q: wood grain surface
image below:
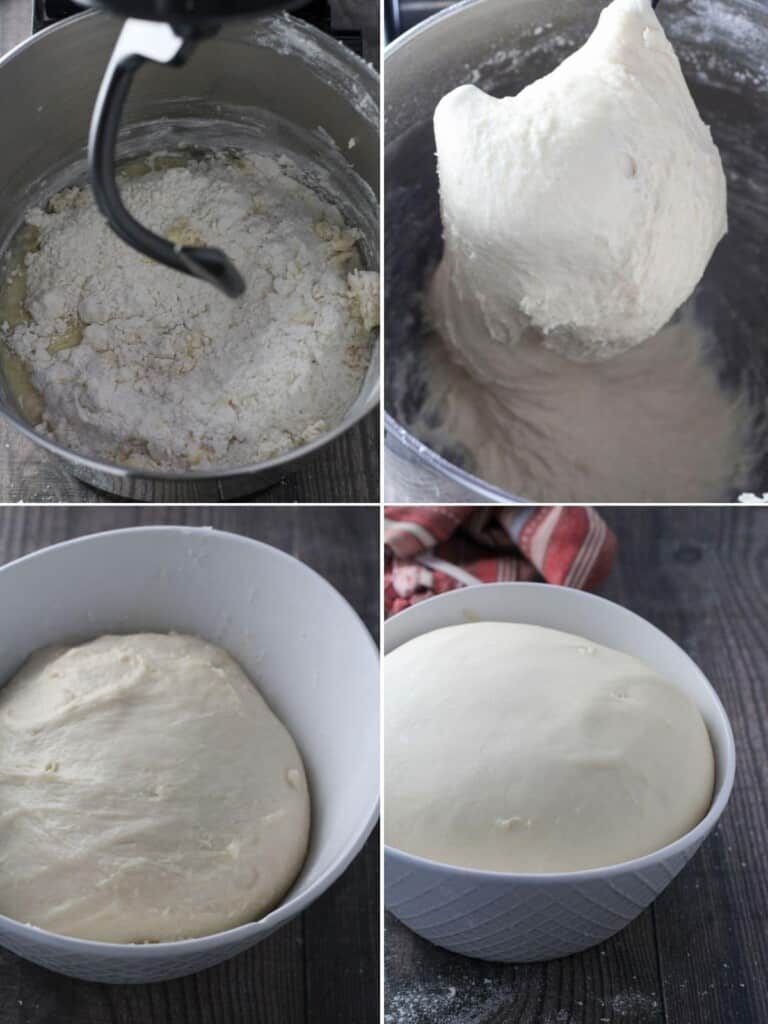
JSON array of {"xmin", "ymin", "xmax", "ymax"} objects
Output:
[
  {"xmin": 0, "ymin": 506, "xmax": 380, "ymax": 1024},
  {"xmin": 0, "ymin": 412, "xmax": 380, "ymax": 504},
  {"xmin": 385, "ymin": 507, "xmax": 768, "ymax": 1024}
]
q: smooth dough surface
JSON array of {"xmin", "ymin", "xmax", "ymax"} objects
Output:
[
  {"xmin": 384, "ymin": 622, "xmax": 714, "ymax": 872},
  {"xmin": 0, "ymin": 633, "xmax": 310, "ymax": 943},
  {"xmin": 432, "ymin": 0, "xmax": 727, "ymax": 360}
]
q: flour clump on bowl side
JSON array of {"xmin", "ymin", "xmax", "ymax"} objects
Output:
[
  {"xmin": 0, "ymin": 149, "xmax": 379, "ymax": 471},
  {"xmin": 0, "ymin": 632, "xmax": 310, "ymax": 943},
  {"xmin": 385, "ymin": 622, "xmax": 714, "ymax": 872}
]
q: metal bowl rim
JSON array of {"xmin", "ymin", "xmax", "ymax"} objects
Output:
[
  {"xmin": 384, "ymin": 0, "xmax": 531, "ymax": 502},
  {"xmin": 0, "ymin": 8, "xmax": 380, "ymax": 484}
]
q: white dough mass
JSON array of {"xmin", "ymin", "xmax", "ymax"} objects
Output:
[
  {"xmin": 0, "ymin": 633, "xmax": 310, "ymax": 942},
  {"xmin": 384, "ymin": 623, "xmax": 714, "ymax": 872},
  {"xmin": 433, "ymin": 0, "xmax": 727, "ymax": 359}
]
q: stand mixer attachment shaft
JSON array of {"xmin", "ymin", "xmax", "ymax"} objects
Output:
[{"xmin": 78, "ymin": 0, "xmax": 300, "ymax": 298}]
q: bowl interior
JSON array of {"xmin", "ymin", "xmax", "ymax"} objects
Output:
[
  {"xmin": 0, "ymin": 526, "xmax": 380, "ymax": 912},
  {"xmin": 384, "ymin": 583, "xmax": 734, "ymax": 823},
  {"xmin": 0, "ymin": 12, "xmax": 379, "ymax": 477},
  {"xmin": 385, "ymin": 0, "xmax": 768, "ymax": 499}
]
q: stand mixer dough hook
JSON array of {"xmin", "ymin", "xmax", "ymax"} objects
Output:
[{"xmin": 78, "ymin": 0, "xmax": 300, "ymax": 298}]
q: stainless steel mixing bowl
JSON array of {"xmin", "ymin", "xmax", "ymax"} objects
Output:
[
  {"xmin": 0, "ymin": 11, "xmax": 379, "ymax": 501},
  {"xmin": 384, "ymin": 0, "xmax": 768, "ymax": 502}
]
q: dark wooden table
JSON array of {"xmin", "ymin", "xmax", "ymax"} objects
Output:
[
  {"xmin": 385, "ymin": 507, "xmax": 768, "ymax": 1024},
  {"xmin": 0, "ymin": 412, "xmax": 379, "ymax": 503},
  {"xmin": 0, "ymin": 2, "xmax": 380, "ymax": 504},
  {"xmin": 0, "ymin": 506, "xmax": 380, "ymax": 1024}
]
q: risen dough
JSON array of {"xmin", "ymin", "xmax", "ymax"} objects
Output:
[
  {"xmin": 384, "ymin": 623, "xmax": 714, "ymax": 872},
  {"xmin": 0, "ymin": 633, "xmax": 310, "ymax": 942},
  {"xmin": 433, "ymin": 0, "xmax": 727, "ymax": 359}
]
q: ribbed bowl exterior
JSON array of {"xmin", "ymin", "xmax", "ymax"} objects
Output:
[
  {"xmin": 386, "ymin": 844, "xmax": 700, "ymax": 962},
  {"xmin": 383, "ymin": 582, "xmax": 736, "ymax": 963}
]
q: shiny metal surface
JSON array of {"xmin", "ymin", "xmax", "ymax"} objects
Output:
[
  {"xmin": 0, "ymin": 10, "xmax": 379, "ymax": 500},
  {"xmin": 384, "ymin": 0, "xmax": 768, "ymax": 502}
]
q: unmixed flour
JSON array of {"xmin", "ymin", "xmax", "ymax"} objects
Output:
[{"xmin": 0, "ymin": 149, "xmax": 378, "ymax": 470}]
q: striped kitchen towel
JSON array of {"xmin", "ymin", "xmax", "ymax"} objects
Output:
[{"xmin": 384, "ymin": 506, "xmax": 617, "ymax": 617}]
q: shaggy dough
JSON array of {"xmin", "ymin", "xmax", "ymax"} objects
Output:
[
  {"xmin": 384, "ymin": 623, "xmax": 714, "ymax": 872},
  {"xmin": 0, "ymin": 633, "xmax": 310, "ymax": 942},
  {"xmin": 433, "ymin": 0, "xmax": 727, "ymax": 359},
  {"xmin": 0, "ymin": 149, "xmax": 378, "ymax": 470}
]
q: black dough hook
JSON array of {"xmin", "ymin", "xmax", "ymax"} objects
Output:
[{"xmin": 80, "ymin": 1, "xmax": 299, "ymax": 299}]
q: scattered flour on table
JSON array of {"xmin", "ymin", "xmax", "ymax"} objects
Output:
[
  {"xmin": 0, "ymin": 149, "xmax": 378, "ymax": 470},
  {"xmin": 385, "ymin": 973, "xmax": 519, "ymax": 1024},
  {"xmin": 385, "ymin": 975, "xmax": 660, "ymax": 1024},
  {"xmin": 609, "ymin": 991, "xmax": 660, "ymax": 1015}
]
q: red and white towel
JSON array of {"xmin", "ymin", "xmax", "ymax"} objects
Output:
[{"xmin": 384, "ymin": 506, "xmax": 617, "ymax": 617}]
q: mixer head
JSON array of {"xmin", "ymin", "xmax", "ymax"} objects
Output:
[
  {"xmin": 82, "ymin": 0, "xmax": 304, "ymax": 297},
  {"xmin": 76, "ymin": 1, "xmax": 298, "ymax": 26}
]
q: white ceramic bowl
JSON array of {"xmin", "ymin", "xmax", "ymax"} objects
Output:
[
  {"xmin": 0, "ymin": 526, "xmax": 379, "ymax": 983},
  {"xmin": 384, "ymin": 582, "xmax": 735, "ymax": 962}
]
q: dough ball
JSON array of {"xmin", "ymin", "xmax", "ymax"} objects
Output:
[
  {"xmin": 384, "ymin": 622, "xmax": 714, "ymax": 872},
  {"xmin": 433, "ymin": 0, "xmax": 727, "ymax": 359},
  {"xmin": 0, "ymin": 633, "xmax": 310, "ymax": 942}
]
